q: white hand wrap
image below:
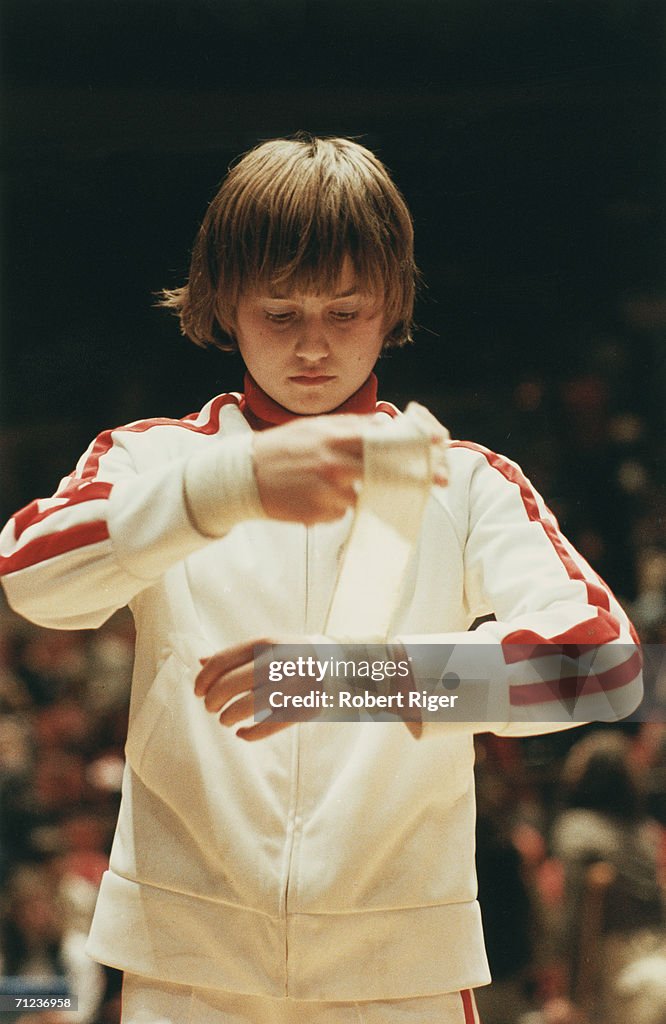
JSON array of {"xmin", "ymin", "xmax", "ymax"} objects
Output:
[
  {"xmin": 325, "ymin": 402, "xmax": 448, "ymax": 641},
  {"xmin": 184, "ymin": 433, "xmax": 266, "ymax": 538}
]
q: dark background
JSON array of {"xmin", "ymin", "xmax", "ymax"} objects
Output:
[{"xmin": 2, "ymin": 0, "xmax": 665, "ymax": 596}]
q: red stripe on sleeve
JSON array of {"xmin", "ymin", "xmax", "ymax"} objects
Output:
[
  {"xmin": 77, "ymin": 393, "xmax": 241, "ymax": 481},
  {"xmin": 13, "ymin": 482, "xmax": 113, "ymax": 541},
  {"xmin": 502, "ymin": 638, "xmax": 617, "ymax": 663},
  {"xmin": 0, "ymin": 521, "xmax": 110, "ymax": 574},
  {"xmin": 3, "ymin": 393, "xmax": 242, "ymax": 574},
  {"xmin": 509, "ymin": 647, "xmax": 642, "ymax": 707},
  {"xmin": 450, "ymin": 441, "xmax": 621, "ymax": 649}
]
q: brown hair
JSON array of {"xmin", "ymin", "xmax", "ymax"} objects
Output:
[{"xmin": 159, "ymin": 135, "xmax": 417, "ymax": 351}]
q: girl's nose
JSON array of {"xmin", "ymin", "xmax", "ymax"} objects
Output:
[{"xmin": 295, "ymin": 319, "xmax": 330, "ymax": 361}]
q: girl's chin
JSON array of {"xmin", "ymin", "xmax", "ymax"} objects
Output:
[{"xmin": 280, "ymin": 383, "xmax": 346, "ymax": 414}]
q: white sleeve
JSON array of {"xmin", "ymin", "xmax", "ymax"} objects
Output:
[
  {"xmin": 0, "ymin": 416, "xmax": 262, "ymax": 630},
  {"xmin": 397, "ymin": 442, "xmax": 642, "ymax": 736}
]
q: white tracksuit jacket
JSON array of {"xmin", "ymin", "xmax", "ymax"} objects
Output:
[{"xmin": 0, "ymin": 389, "xmax": 642, "ymax": 1001}]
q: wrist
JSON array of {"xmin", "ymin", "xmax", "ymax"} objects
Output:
[{"xmin": 184, "ymin": 433, "xmax": 266, "ymax": 538}]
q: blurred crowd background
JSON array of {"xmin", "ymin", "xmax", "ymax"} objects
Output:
[{"xmin": 1, "ymin": 1, "xmax": 665, "ymax": 1021}]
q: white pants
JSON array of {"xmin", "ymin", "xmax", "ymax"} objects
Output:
[{"xmin": 121, "ymin": 974, "xmax": 482, "ymax": 1024}]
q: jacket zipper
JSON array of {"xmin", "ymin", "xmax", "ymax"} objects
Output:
[
  {"xmin": 303, "ymin": 524, "xmax": 310, "ymax": 631},
  {"xmin": 281, "ymin": 523, "xmax": 309, "ymax": 992}
]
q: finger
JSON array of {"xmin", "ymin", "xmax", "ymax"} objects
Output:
[
  {"xmin": 431, "ymin": 443, "xmax": 449, "ymax": 486},
  {"xmin": 305, "ymin": 486, "xmax": 359, "ymax": 524},
  {"xmin": 218, "ymin": 681, "xmax": 275, "ymax": 726},
  {"xmin": 236, "ymin": 704, "xmax": 315, "ymax": 740},
  {"xmin": 218, "ymin": 691, "xmax": 255, "ymax": 726},
  {"xmin": 203, "ymin": 661, "xmax": 256, "ymax": 712},
  {"xmin": 325, "ymin": 482, "xmax": 360, "ymax": 509},
  {"xmin": 236, "ymin": 719, "xmax": 296, "ymax": 741},
  {"xmin": 195, "ymin": 643, "xmax": 252, "ymax": 697},
  {"xmin": 220, "ymin": 681, "xmax": 318, "ymax": 729},
  {"xmin": 335, "ymin": 483, "xmax": 360, "ymax": 506},
  {"xmin": 326, "ymin": 434, "xmax": 364, "ymax": 458},
  {"xmin": 194, "ymin": 638, "xmax": 270, "ymax": 696},
  {"xmin": 204, "ymin": 640, "xmax": 287, "ymax": 712}
]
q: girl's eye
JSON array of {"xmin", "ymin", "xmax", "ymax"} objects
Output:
[
  {"xmin": 264, "ymin": 311, "xmax": 295, "ymax": 323},
  {"xmin": 330, "ymin": 310, "xmax": 358, "ymax": 321}
]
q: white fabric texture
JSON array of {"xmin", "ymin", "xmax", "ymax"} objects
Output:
[{"xmin": 121, "ymin": 974, "xmax": 480, "ymax": 1024}]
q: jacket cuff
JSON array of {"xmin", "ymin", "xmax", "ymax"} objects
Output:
[
  {"xmin": 184, "ymin": 433, "xmax": 266, "ymax": 538},
  {"xmin": 396, "ymin": 633, "xmax": 510, "ymax": 731}
]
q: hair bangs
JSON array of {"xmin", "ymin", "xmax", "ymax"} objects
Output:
[
  {"xmin": 252, "ymin": 233, "xmax": 388, "ymax": 305},
  {"xmin": 237, "ymin": 154, "xmax": 387, "ymax": 299}
]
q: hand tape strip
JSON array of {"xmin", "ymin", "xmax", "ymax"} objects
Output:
[{"xmin": 324, "ymin": 403, "xmax": 439, "ymax": 641}]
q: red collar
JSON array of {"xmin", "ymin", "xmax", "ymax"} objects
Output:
[{"xmin": 240, "ymin": 372, "xmax": 379, "ymax": 430}]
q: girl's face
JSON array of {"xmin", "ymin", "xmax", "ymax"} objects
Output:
[{"xmin": 233, "ymin": 263, "xmax": 386, "ymax": 415}]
